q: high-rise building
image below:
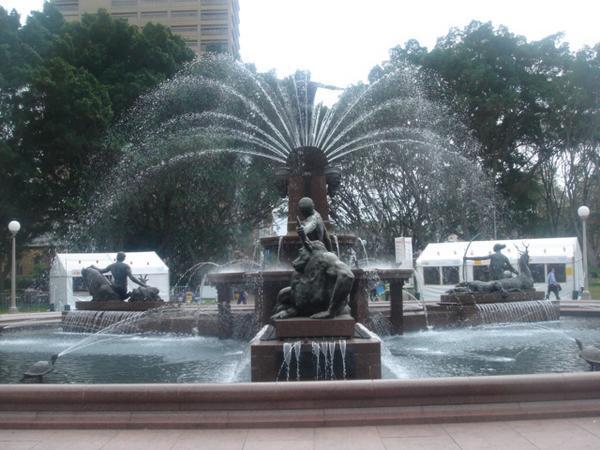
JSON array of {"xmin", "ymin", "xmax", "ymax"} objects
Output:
[{"xmin": 52, "ymin": 0, "xmax": 240, "ymax": 58}]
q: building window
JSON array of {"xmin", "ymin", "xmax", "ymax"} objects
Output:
[
  {"xmin": 201, "ymin": 0, "xmax": 227, "ymax": 4},
  {"xmin": 423, "ymin": 267, "xmax": 441, "ymax": 285},
  {"xmin": 172, "ymin": 9, "xmax": 198, "ymax": 17},
  {"xmin": 547, "ymin": 264, "xmax": 566, "ymax": 283},
  {"xmin": 172, "ymin": 25, "xmax": 198, "ymax": 32},
  {"xmin": 112, "ymin": 12, "xmax": 137, "ymax": 18},
  {"xmin": 529, "ymin": 264, "xmax": 545, "ymax": 283},
  {"xmin": 141, "ymin": 11, "xmax": 168, "ymax": 18},
  {"xmin": 200, "ymin": 11, "xmax": 227, "ymax": 21},
  {"xmin": 111, "ymin": 0, "xmax": 138, "ymax": 6},
  {"xmin": 55, "ymin": 2, "xmax": 79, "ymax": 12},
  {"xmin": 201, "ymin": 26, "xmax": 227, "ymax": 35},
  {"xmin": 141, "ymin": 0, "xmax": 167, "ymax": 3},
  {"xmin": 442, "ymin": 266, "xmax": 459, "ymax": 285},
  {"xmin": 184, "ymin": 39, "xmax": 199, "ymax": 46}
]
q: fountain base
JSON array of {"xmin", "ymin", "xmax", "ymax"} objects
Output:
[
  {"xmin": 274, "ymin": 314, "xmax": 356, "ymax": 338},
  {"xmin": 75, "ymin": 300, "xmax": 165, "ymax": 311},
  {"xmin": 440, "ymin": 290, "xmax": 546, "ymax": 305},
  {"xmin": 250, "ymin": 320, "xmax": 381, "ymax": 382}
]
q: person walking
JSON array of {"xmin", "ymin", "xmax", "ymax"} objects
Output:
[{"xmin": 546, "ymin": 268, "xmax": 561, "ymax": 300}]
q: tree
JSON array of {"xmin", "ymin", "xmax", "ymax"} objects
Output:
[
  {"xmin": 373, "ymin": 22, "xmax": 600, "ymax": 267},
  {"xmin": 331, "ymin": 143, "xmax": 499, "ymax": 257},
  {"xmin": 380, "ymin": 22, "xmax": 599, "ymax": 239},
  {"xmin": 0, "ymin": 4, "xmax": 194, "ymax": 287}
]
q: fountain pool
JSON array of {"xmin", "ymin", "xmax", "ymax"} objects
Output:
[
  {"xmin": 0, "ymin": 331, "xmax": 248, "ymax": 384},
  {"xmin": 1, "ymin": 315, "xmax": 597, "ymax": 384}
]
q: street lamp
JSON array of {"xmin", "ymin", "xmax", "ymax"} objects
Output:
[
  {"xmin": 8, "ymin": 220, "xmax": 21, "ymax": 313},
  {"xmin": 577, "ymin": 206, "xmax": 591, "ymax": 300}
]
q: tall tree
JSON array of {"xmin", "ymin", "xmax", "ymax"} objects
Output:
[
  {"xmin": 380, "ymin": 22, "xmax": 581, "ymax": 232},
  {"xmin": 0, "ymin": 4, "xmax": 194, "ymax": 286}
]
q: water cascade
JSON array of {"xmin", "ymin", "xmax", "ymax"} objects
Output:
[
  {"xmin": 277, "ymin": 339, "xmax": 350, "ymax": 381},
  {"xmin": 476, "ymin": 300, "xmax": 559, "ymax": 324}
]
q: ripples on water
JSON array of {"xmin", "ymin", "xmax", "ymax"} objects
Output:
[
  {"xmin": 0, "ymin": 331, "xmax": 248, "ymax": 384},
  {"xmin": 1, "ymin": 316, "xmax": 598, "ymax": 383},
  {"xmin": 382, "ymin": 316, "xmax": 599, "ymax": 378}
]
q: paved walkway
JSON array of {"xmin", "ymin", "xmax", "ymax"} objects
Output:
[{"xmin": 2, "ymin": 417, "xmax": 600, "ymax": 449}]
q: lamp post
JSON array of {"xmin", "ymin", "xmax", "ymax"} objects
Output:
[
  {"xmin": 577, "ymin": 206, "xmax": 591, "ymax": 300},
  {"xmin": 8, "ymin": 220, "xmax": 21, "ymax": 313}
]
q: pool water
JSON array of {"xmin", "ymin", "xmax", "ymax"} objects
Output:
[
  {"xmin": 0, "ymin": 330, "xmax": 248, "ymax": 384},
  {"xmin": 381, "ymin": 316, "xmax": 599, "ymax": 378},
  {"xmin": 1, "ymin": 316, "xmax": 598, "ymax": 383}
]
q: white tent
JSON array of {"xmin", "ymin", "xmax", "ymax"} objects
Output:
[
  {"xmin": 49, "ymin": 252, "xmax": 170, "ymax": 311},
  {"xmin": 415, "ymin": 237, "xmax": 584, "ymax": 301}
]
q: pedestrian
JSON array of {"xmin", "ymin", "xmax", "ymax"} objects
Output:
[
  {"xmin": 237, "ymin": 290, "xmax": 247, "ymax": 305},
  {"xmin": 546, "ymin": 268, "xmax": 561, "ymax": 300}
]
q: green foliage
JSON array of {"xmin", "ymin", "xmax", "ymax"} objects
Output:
[
  {"xmin": 379, "ymin": 22, "xmax": 599, "ymax": 246},
  {"xmin": 0, "ymin": 3, "xmax": 194, "ymax": 283},
  {"xmin": 87, "ymin": 153, "xmax": 279, "ymax": 274}
]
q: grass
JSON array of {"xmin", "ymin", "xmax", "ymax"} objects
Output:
[
  {"xmin": 590, "ymin": 275, "xmax": 600, "ymax": 300},
  {"xmin": 0, "ymin": 305, "xmax": 50, "ymax": 314}
]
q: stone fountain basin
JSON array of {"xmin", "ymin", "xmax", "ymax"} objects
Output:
[{"xmin": 1, "ymin": 373, "xmax": 600, "ymax": 428}]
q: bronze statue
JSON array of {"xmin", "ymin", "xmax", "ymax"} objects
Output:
[
  {"xmin": 90, "ymin": 252, "xmax": 147, "ymax": 300},
  {"xmin": 271, "ymin": 229, "xmax": 355, "ymax": 320},
  {"xmin": 464, "ymin": 243, "xmax": 517, "ymax": 281},
  {"xmin": 450, "ymin": 247, "xmax": 534, "ymax": 294},
  {"xmin": 297, "ymin": 197, "xmax": 333, "ymax": 252},
  {"xmin": 81, "ymin": 266, "xmax": 121, "ymax": 301},
  {"xmin": 129, "ymin": 285, "xmax": 162, "ymax": 302}
]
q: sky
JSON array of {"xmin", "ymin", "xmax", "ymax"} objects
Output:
[{"xmin": 2, "ymin": 0, "xmax": 599, "ymax": 87}]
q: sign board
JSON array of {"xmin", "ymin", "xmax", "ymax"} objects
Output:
[{"xmin": 394, "ymin": 237, "xmax": 413, "ymax": 269}]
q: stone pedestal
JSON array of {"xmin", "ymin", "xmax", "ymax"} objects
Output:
[
  {"xmin": 75, "ymin": 300, "xmax": 164, "ymax": 311},
  {"xmin": 250, "ymin": 321, "xmax": 381, "ymax": 382},
  {"xmin": 274, "ymin": 314, "xmax": 356, "ymax": 338},
  {"xmin": 208, "ymin": 268, "xmax": 413, "ymax": 333},
  {"xmin": 440, "ymin": 290, "xmax": 546, "ymax": 305}
]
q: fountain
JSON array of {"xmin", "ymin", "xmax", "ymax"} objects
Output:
[
  {"xmin": 65, "ymin": 55, "xmax": 552, "ymax": 368},
  {"xmin": 3, "ymin": 54, "xmax": 599, "ymax": 428}
]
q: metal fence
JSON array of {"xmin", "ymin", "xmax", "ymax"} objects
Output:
[{"xmin": 0, "ymin": 290, "xmax": 50, "ymax": 313}]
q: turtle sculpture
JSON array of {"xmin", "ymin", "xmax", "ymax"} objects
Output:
[
  {"xmin": 21, "ymin": 354, "xmax": 59, "ymax": 383},
  {"xmin": 574, "ymin": 339, "xmax": 600, "ymax": 371}
]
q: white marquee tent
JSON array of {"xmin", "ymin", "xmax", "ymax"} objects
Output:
[
  {"xmin": 415, "ymin": 237, "xmax": 584, "ymax": 301},
  {"xmin": 49, "ymin": 252, "xmax": 170, "ymax": 311}
]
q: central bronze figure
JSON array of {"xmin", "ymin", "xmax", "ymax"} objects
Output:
[{"xmin": 271, "ymin": 208, "xmax": 355, "ymax": 320}]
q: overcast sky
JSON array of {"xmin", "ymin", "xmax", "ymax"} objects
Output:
[{"xmin": 2, "ymin": 0, "xmax": 598, "ymax": 87}]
